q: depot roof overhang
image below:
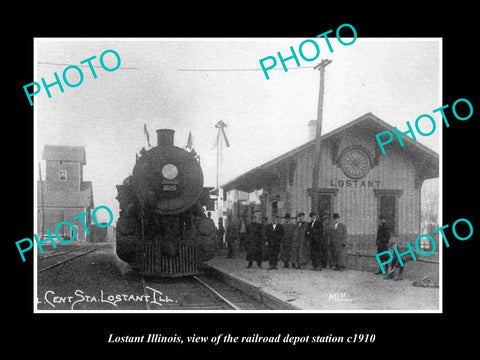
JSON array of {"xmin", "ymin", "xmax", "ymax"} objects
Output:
[{"xmin": 222, "ymin": 113, "xmax": 439, "ymax": 193}]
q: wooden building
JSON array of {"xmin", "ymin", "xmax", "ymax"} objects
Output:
[
  {"xmin": 37, "ymin": 145, "xmax": 94, "ymax": 243},
  {"xmin": 222, "ymin": 113, "xmax": 439, "ymax": 266}
]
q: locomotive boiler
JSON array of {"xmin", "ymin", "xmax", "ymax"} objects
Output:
[{"xmin": 115, "ymin": 129, "xmax": 217, "ymax": 277}]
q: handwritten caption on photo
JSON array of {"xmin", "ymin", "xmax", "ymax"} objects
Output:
[{"xmin": 38, "ymin": 286, "xmax": 175, "ymax": 310}]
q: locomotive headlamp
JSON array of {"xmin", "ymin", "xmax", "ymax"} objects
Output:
[{"xmin": 161, "ymin": 163, "xmax": 178, "ymax": 180}]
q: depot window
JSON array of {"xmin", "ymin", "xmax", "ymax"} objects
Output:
[
  {"xmin": 418, "ymin": 237, "xmax": 432, "ymax": 252},
  {"xmin": 374, "ymin": 189, "xmax": 403, "ymax": 235},
  {"xmin": 59, "ymin": 170, "xmax": 67, "ymax": 181},
  {"xmin": 271, "ymin": 200, "xmax": 278, "ymax": 217}
]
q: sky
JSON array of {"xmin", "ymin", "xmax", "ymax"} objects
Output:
[{"xmin": 34, "ymin": 38, "xmax": 441, "ymax": 224}]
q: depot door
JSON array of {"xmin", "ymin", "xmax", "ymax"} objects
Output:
[{"xmin": 317, "ymin": 193, "xmax": 333, "ymax": 218}]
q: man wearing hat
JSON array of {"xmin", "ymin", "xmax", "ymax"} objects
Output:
[
  {"xmin": 265, "ymin": 214, "xmax": 284, "ymax": 270},
  {"xmin": 291, "ymin": 212, "xmax": 309, "ymax": 268},
  {"xmin": 261, "ymin": 216, "xmax": 270, "ymax": 261},
  {"xmin": 306, "ymin": 211, "xmax": 324, "ymax": 271},
  {"xmin": 246, "ymin": 214, "xmax": 264, "ymax": 268},
  {"xmin": 323, "ymin": 214, "xmax": 337, "ymax": 269},
  {"xmin": 280, "ymin": 213, "xmax": 295, "ymax": 268},
  {"xmin": 225, "ymin": 215, "xmax": 238, "ymax": 259},
  {"xmin": 374, "ymin": 215, "xmax": 391, "ymax": 274},
  {"xmin": 332, "ymin": 213, "xmax": 348, "ymax": 271}
]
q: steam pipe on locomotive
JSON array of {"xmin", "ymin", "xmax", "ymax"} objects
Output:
[{"xmin": 115, "ymin": 129, "xmax": 217, "ymax": 277}]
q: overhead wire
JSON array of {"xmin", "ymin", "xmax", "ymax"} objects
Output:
[
  {"xmin": 37, "ymin": 62, "xmax": 317, "ymax": 72},
  {"xmin": 37, "ymin": 61, "xmax": 139, "ymax": 70},
  {"xmin": 177, "ymin": 66, "xmax": 316, "ymax": 72}
]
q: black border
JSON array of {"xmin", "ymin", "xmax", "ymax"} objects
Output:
[{"xmin": 7, "ymin": 7, "xmax": 479, "ymax": 355}]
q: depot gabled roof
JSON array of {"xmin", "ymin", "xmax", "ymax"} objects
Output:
[{"xmin": 222, "ymin": 112, "xmax": 439, "ymax": 193}]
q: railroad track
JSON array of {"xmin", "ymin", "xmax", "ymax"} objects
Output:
[
  {"xmin": 37, "ymin": 248, "xmax": 98, "ymax": 273},
  {"xmin": 141, "ymin": 272, "xmax": 270, "ymax": 311},
  {"xmin": 36, "ymin": 246, "xmax": 272, "ymax": 311},
  {"xmin": 37, "ymin": 250, "xmax": 73, "ymax": 260}
]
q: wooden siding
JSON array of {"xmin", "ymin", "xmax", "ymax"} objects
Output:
[{"xmin": 265, "ymin": 130, "xmax": 424, "ymax": 244}]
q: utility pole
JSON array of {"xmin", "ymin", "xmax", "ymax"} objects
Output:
[
  {"xmin": 216, "ymin": 130, "xmax": 220, "ymax": 204},
  {"xmin": 311, "ymin": 59, "xmax": 332, "ymax": 214}
]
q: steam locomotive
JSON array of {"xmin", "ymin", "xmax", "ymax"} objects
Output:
[{"xmin": 115, "ymin": 129, "xmax": 217, "ymax": 277}]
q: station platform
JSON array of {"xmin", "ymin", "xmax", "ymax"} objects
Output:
[{"xmin": 205, "ymin": 250, "xmax": 440, "ymax": 311}]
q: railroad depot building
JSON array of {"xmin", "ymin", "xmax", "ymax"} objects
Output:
[
  {"xmin": 37, "ymin": 145, "xmax": 94, "ymax": 243},
  {"xmin": 222, "ymin": 113, "xmax": 439, "ymax": 270}
]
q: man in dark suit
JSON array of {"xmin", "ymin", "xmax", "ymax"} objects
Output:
[
  {"xmin": 291, "ymin": 212, "xmax": 309, "ymax": 269},
  {"xmin": 374, "ymin": 215, "xmax": 391, "ymax": 274},
  {"xmin": 306, "ymin": 212, "xmax": 324, "ymax": 271},
  {"xmin": 225, "ymin": 216, "xmax": 238, "ymax": 259},
  {"xmin": 246, "ymin": 215, "xmax": 263, "ymax": 268},
  {"xmin": 265, "ymin": 215, "xmax": 284, "ymax": 270},
  {"xmin": 332, "ymin": 213, "xmax": 348, "ymax": 271},
  {"xmin": 323, "ymin": 215, "xmax": 337, "ymax": 269},
  {"xmin": 280, "ymin": 213, "xmax": 295, "ymax": 268}
]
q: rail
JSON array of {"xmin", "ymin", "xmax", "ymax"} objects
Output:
[
  {"xmin": 192, "ymin": 275, "xmax": 241, "ymax": 310},
  {"xmin": 38, "ymin": 249, "xmax": 98, "ymax": 273}
]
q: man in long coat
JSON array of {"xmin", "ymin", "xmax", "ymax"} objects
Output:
[
  {"xmin": 323, "ymin": 215, "xmax": 337, "ymax": 269},
  {"xmin": 291, "ymin": 212, "xmax": 309, "ymax": 269},
  {"xmin": 280, "ymin": 213, "xmax": 295, "ymax": 268},
  {"xmin": 238, "ymin": 218, "xmax": 247, "ymax": 252},
  {"xmin": 374, "ymin": 215, "xmax": 391, "ymax": 274},
  {"xmin": 306, "ymin": 212, "xmax": 324, "ymax": 271},
  {"xmin": 265, "ymin": 214, "xmax": 284, "ymax": 270},
  {"xmin": 332, "ymin": 213, "xmax": 348, "ymax": 271},
  {"xmin": 261, "ymin": 216, "xmax": 269, "ymax": 261},
  {"xmin": 225, "ymin": 216, "xmax": 238, "ymax": 259},
  {"xmin": 246, "ymin": 215, "xmax": 264, "ymax": 268}
]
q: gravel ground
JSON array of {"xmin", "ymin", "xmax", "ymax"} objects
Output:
[{"xmin": 207, "ymin": 254, "xmax": 440, "ymax": 311}]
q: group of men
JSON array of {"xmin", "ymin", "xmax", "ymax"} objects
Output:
[
  {"xmin": 226, "ymin": 212, "xmax": 348, "ymax": 271},
  {"xmin": 224, "ymin": 212, "xmax": 406, "ymax": 280}
]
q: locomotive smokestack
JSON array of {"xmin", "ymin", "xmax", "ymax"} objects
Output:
[{"xmin": 156, "ymin": 129, "xmax": 175, "ymax": 147}]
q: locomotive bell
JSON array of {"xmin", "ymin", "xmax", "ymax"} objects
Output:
[{"xmin": 156, "ymin": 129, "xmax": 175, "ymax": 147}]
